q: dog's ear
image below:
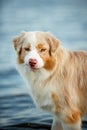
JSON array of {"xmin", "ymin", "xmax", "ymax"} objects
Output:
[
  {"xmin": 13, "ymin": 36, "xmax": 19, "ymax": 50},
  {"xmin": 13, "ymin": 31, "xmax": 26, "ymax": 53},
  {"xmin": 45, "ymin": 32, "xmax": 60, "ymax": 54}
]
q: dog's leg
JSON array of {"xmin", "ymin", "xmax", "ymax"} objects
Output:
[
  {"xmin": 62, "ymin": 119, "xmax": 81, "ymax": 130},
  {"xmin": 51, "ymin": 117, "xmax": 63, "ymax": 130}
]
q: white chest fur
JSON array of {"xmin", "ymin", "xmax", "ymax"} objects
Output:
[{"xmin": 17, "ymin": 64, "xmax": 56, "ymax": 114}]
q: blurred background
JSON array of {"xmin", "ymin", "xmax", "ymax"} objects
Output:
[{"xmin": 0, "ymin": 0, "xmax": 87, "ymax": 129}]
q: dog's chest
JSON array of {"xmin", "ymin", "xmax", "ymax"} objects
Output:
[
  {"xmin": 18, "ymin": 65, "xmax": 57, "ymax": 114},
  {"xmin": 32, "ymin": 81, "xmax": 56, "ymax": 114}
]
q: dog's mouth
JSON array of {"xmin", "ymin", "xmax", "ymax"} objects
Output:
[
  {"xmin": 29, "ymin": 65, "xmax": 39, "ymax": 71},
  {"xmin": 25, "ymin": 64, "xmax": 39, "ymax": 71}
]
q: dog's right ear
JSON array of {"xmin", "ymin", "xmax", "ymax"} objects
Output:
[
  {"xmin": 13, "ymin": 36, "xmax": 19, "ymax": 50},
  {"xmin": 12, "ymin": 31, "xmax": 26, "ymax": 51}
]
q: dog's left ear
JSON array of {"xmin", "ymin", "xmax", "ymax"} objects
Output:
[{"xmin": 45, "ymin": 32, "xmax": 60, "ymax": 54}]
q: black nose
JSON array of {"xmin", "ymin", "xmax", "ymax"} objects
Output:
[{"xmin": 29, "ymin": 58, "xmax": 37, "ymax": 67}]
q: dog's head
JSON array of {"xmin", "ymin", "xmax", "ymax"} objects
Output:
[{"xmin": 13, "ymin": 31, "xmax": 60, "ymax": 71}]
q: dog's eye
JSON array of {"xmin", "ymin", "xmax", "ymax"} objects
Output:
[
  {"xmin": 24, "ymin": 47, "xmax": 30, "ymax": 51},
  {"xmin": 40, "ymin": 48, "xmax": 46, "ymax": 52}
]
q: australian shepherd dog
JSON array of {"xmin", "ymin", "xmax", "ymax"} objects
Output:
[{"xmin": 13, "ymin": 31, "xmax": 87, "ymax": 130}]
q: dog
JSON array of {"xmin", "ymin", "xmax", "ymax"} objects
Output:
[{"xmin": 13, "ymin": 31, "xmax": 87, "ymax": 130}]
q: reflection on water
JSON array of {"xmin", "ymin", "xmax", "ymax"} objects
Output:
[{"xmin": 0, "ymin": 0, "xmax": 87, "ymax": 129}]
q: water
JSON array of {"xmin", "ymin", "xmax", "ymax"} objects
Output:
[{"xmin": 0, "ymin": 0, "xmax": 87, "ymax": 129}]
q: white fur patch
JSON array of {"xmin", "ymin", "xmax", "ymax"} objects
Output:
[
  {"xmin": 24, "ymin": 49, "xmax": 44, "ymax": 69},
  {"xmin": 27, "ymin": 32, "xmax": 37, "ymax": 49}
]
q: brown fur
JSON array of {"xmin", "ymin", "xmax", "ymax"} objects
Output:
[
  {"xmin": 51, "ymin": 92, "xmax": 60, "ymax": 113},
  {"xmin": 64, "ymin": 110, "xmax": 81, "ymax": 124},
  {"xmin": 55, "ymin": 50, "xmax": 87, "ymax": 123}
]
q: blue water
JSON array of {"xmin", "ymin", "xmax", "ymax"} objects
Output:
[{"xmin": 0, "ymin": 0, "xmax": 87, "ymax": 129}]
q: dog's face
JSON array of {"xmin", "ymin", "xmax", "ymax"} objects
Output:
[{"xmin": 13, "ymin": 31, "xmax": 60, "ymax": 71}]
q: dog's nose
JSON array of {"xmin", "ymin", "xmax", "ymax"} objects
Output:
[{"xmin": 29, "ymin": 58, "xmax": 37, "ymax": 67}]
